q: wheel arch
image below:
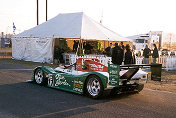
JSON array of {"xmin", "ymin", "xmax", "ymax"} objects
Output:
[
  {"xmin": 32, "ymin": 66, "xmax": 52, "ymax": 82},
  {"xmin": 33, "ymin": 67, "xmax": 48, "ymax": 85}
]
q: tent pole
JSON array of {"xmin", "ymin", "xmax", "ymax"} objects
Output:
[{"xmin": 52, "ymin": 38, "xmax": 55, "ymax": 64}]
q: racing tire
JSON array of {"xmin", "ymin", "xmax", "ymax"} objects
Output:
[
  {"xmin": 109, "ymin": 88, "xmax": 118, "ymax": 96},
  {"xmin": 85, "ymin": 75, "xmax": 104, "ymax": 99},
  {"xmin": 136, "ymin": 84, "xmax": 144, "ymax": 93},
  {"xmin": 34, "ymin": 68, "xmax": 47, "ymax": 85}
]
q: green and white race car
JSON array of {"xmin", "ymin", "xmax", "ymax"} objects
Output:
[{"xmin": 32, "ymin": 58, "xmax": 148, "ymax": 99}]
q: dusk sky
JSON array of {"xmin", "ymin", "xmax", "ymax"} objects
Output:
[{"xmin": 0, "ymin": 0, "xmax": 176, "ymax": 36}]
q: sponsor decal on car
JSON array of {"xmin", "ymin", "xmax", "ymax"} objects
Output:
[
  {"xmin": 55, "ymin": 74, "xmax": 70, "ymax": 86},
  {"xmin": 48, "ymin": 74, "xmax": 70, "ymax": 87},
  {"xmin": 73, "ymin": 79, "xmax": 83, "ymax": 92}
]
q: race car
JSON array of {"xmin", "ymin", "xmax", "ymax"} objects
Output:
[{"xmin": 32, "ymin": 58, "xmax": 148, "ymax": 99}]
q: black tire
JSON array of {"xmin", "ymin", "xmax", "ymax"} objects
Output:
[
  {"xmin": 109, "ymin": 88, "xmax": 118, "ymax": 96},
  {"xmin": 136, "ymin": 84, "xmax": 144, "ymax": 93},
  {"xmin": 34, "ymin": 68, "xmax": 46, "ymax": 85},
  {"xmin": 85, "ymin": 75, "xmax": 104, "ymax": 99}
]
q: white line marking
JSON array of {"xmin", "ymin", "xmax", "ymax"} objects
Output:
[{"xmin": 32, "ymin": 105, "xmax": 93, "ymax": 118}]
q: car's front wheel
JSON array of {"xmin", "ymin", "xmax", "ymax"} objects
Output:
[
  {"xmin": 34, "ymin": 68, "xmax": 46, "ymax": 85},
  {"xmin": 85, "ymin": 75, "xmax": 103, "ymax": 99}
]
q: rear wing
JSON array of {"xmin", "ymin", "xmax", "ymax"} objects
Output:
[
  {"xmin": 108, "ymin": 63, "xmax": 162, "ymax": 87},
  {"xmin": 120, "ymin": 67, "xmax": 139, "ymax": 80},
  {"xmin": 120, "ymin": 64, "xmax": 162, "ymax": 81}
]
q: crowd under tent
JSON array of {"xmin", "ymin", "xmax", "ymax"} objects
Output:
[{"xmin": 12, "ymin": 12, "xmax": 132, "ymax": 63}]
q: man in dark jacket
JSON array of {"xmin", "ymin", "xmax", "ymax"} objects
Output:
[
  {"xmin": 105, "ymin": 43, "xmax": 113, "ymax": 56},
  {"xmin": 143, "ymin": 45, "xmax": 151, "ymax": 64},
  {"xmin": 124, "ymin": 44, "xmax": 133, "ymax": 64},
  {"xmin": 152, "ymin": 44, "xmax": 159, "ymax": 63},
  {"xmin": 112, "ymin": 43, "xmax": 124, "ymax": 65}
]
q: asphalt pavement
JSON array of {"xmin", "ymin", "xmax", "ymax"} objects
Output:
[{"xmin": 0, "ymin": 59, "xmax": 176, "ymax": 118}]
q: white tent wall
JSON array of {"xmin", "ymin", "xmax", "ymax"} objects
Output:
[
  {"xmin": 12, "ymin": 38, "xmax": 24, "ymax": 60},
  {"xmin": 12, "ymin": 37, "xmax": 53, "ymax": 63}
]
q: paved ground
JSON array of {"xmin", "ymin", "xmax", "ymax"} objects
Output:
[{"xmin": 0, "ymin": 59, "xmax": 176, "ymax": 118}]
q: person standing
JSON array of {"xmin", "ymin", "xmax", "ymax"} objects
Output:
[
  {"xmin": 112, "ymin": 43, "xmax": 124, "ymax": 65},
  {"xmin": 152, "ymin": 44, "xmax": 159, "ymax": 63},
  {"xmin": 119, "ymin": 42, "xmax": 125, "ymax": 63},
  {"xmin": 132, "ymin": 49, "xmax": 136, "ymax": 64},
  {"xmin": 120, "ymin": 42, "xmax": 125, "ymax": 50},
  {"xmin": 143, "ymin": 45, "xmax": 151, "ymax": 64},
  {"xmin": 105, "ymin": 43, "xmax": 113, "ymax": 56},
  {"xmin": 73, "ymin": 40, "xmax": 78, "ymax": 52},
  {"xmin": 124, "ymin": 44, "xmax": 133, "ymax": 64}
]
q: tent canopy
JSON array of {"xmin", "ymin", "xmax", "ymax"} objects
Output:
[{"xmin": 15, "ymin": 12, "xmax": 131, "ymax": 41}]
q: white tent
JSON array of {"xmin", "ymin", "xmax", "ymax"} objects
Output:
[{"xmin": 12, "ymin": 12, "xmax": 132, "ymax": 63}]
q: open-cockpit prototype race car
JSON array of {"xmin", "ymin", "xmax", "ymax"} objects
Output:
[{"xmin": 32, "ymin": 58, "xmax": 160, "ymax": 99}]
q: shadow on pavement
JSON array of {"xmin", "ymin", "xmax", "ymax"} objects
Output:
[{"xmin": 0, "ymin": 82, "xmax": 134, "ymax": 118}]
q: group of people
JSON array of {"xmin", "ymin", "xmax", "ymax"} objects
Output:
[
  {"xmin": 105, "ymin": 42, "xmax": 135, "ymax": 65},
  {"xmin": 73, "ymin": 40, "xmax": 93, "ymax": 54},
  {"xmin": 143, "ymin": 44, "xmax": 159, "ymax": 64},
  {"xmin": 105, "ymin": 42, "xmax": 159, "ymax": 65}
]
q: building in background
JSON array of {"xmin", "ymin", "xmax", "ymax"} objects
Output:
[
  {"xmin": 162, "ymin": 33, "xmax": 176, "ymax": 51},
  {"xmin": 0, "ymin": 32, "xmax": 12, "ymax": 48},
  {"xmin": 127, "ymin": 33, "xmax": 150, "ymax": 50},
  {"xmin": 128, "ymin": 31, "xmax": 176, "ymax": 51}
]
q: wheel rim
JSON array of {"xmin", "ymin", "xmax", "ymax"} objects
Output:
[
  {"xmin": 87, "ymin": 78, "xmax": 101, "ymax": 96},
  {"xmin": 35, "ymin": 69, "xmax": 43, "ymax": 84}
]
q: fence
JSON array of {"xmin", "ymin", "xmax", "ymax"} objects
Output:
[
  {"xmin": 63, "ymin": 53, "xmax": 111, "ymax": 66},
  {"xmin": 63, "ymin": 53, "xmax": 176, "ymax": 70}
]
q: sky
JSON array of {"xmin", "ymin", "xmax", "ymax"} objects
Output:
[{"xmin": 0, "ymin": 0, "xmax": 176, "ymax": 37}]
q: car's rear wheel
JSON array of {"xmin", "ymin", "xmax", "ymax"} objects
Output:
[
  {"xmin": 34, "ymin": 68, "xmax": 46, "ymax": 85},
  {"xmin": 85, "ymin": 75, "xmax": 103, "ymax": 99}
]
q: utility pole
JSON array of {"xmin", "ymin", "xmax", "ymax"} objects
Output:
[
  {"xmin": 37, "ymin": 0, "xmax": 39, "ymax": 25},
  {"xmin": 100, "ymin": 10, "xmax": 103, "ymax": 24},
  {"xmin": 46, "ymin": 0, "xmax": 48, "ymax": 21}
]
